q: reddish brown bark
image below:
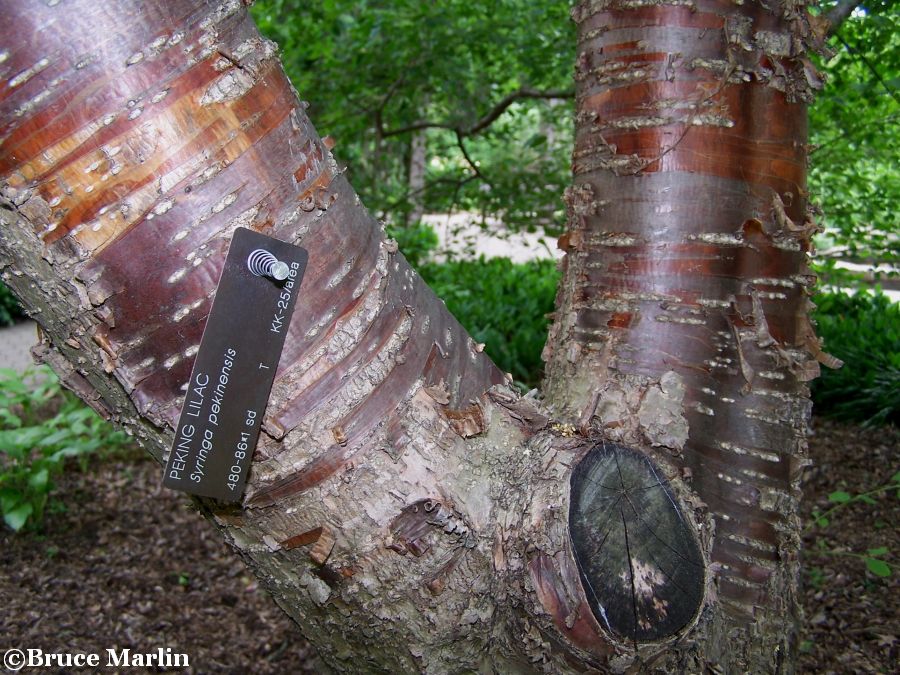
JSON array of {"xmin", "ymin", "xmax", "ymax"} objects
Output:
[
  {"xmin": 0, "ymin": 0, "xmax": 503, "ymax": 482},
  {"xmin": 543, "ymin": 0, "xmax": 831, "ymax": 665}
]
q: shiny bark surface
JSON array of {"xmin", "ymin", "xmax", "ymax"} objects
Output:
[
  {"xmin": 0, "ymin": 0, "xmax": 503, "ymax": 493},
  {"xmin": 543, "ymin": 0, "xmax": 830, "ymax": 668}
]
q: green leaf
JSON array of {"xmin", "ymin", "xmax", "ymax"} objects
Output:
[
  {"xmin": 38, "ymin": 428, "xmax": 74, "ymax": 448},
  {"xmin": 0, "ymin": 487, "xmax": 22, "ymax": 513},
  {"xmin": 0, "ymin": 367, "xmax": 21, "ymax": 380},
  {"xmin": 3, "ymin": 501, "xmax": 33, "ymax": 531},
  {"xmin": 0, "ymin": 409, "xmax": 22, "ymax": 428},
  {"xmin": 28, "ymin": 468, "xmax": 50, "ymax": 492},
  {"xmin": 867, "ymin": 546, "xmax": 889, "ymax": 557},
  {"xmin": 828, "ymin": 490, "xmax": 852, "ymax": 503},
  {"xmin": 817, "ymin": 516, "xmax": 830, "ymax": 527},
  {"xmin": 865, "ymin": 557, "xmax": 891, "ymax": 578}
]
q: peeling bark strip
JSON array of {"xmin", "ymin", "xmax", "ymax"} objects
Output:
[
  {"xmin": 545, "ymin": 0, "xmax": 831, "ymax": 669},
  {"xmin": 0, "ymin": 0, "xmax": 503, "ymax": 472}
]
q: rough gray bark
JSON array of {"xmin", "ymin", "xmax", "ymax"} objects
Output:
[{"xmin": 0, "ymin": 0, "xmax": 828, "ymax": 672}]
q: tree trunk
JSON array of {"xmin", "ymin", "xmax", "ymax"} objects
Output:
[
  {"xmin": 407, "ymin": 129, "xmax": 427, "ymax": 226},
  {"xmin": 0, "ymin": 0, "xmax": 827, "ymax": 672},
  {"xmin": 543, "ymin": 0, "xmax": 832, "ymax": 670}
]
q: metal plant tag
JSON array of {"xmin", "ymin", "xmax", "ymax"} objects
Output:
[{"xmin": 162, "ymin": 228, "xmax": 307, "ymax": 501}]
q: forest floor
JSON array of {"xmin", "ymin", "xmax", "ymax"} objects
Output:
[
  {"xmin": 797, "ymin": 418, "xmax": 898, "ymax": 673},
  {"xmin": 1, "ymin": 417, "xmax": 896, "ymax": 674}
]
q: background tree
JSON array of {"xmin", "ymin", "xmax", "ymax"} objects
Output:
[
  {"xmin": 252, "ymin": 0, "xmax": 575, "ymax": 232},
  {"xmin": 250, "ymin": 1, "xmax": 898, "ymax": 280},
  {"xmin": 808, "ymin": 1, "xmax": 898, "ymax": 277}
]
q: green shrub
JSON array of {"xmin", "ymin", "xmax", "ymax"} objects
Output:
[
  {"xmin": 386, "ymin": 221, "xmax": 440, "ymax": 269},
  {"xmin": 0, "ymin": 280, "xmax": 26, "ymax": 327},
  {"xmin": 420, "ymin": 257, "xmax": 559, "ymax": 388},
  {"xmin": 812, "ymin": 291, "xmax": 900, "ymax": 426},
  {"xmin": 0, "ymin": 366, "xmax": 130, "ymax": 532}
]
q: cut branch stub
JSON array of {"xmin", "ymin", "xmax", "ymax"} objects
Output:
[{"xmin": 569, "ymin": 442, "xmax": 704, "ymax": 643}]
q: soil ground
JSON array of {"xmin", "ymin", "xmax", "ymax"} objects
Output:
[
  {"xmin": 798, "ymin": 418, "xmax": 898, "ymax": 673},
  {"xmin": 1, "ymin": 418, "xmax": 896, "ymax": 674}
]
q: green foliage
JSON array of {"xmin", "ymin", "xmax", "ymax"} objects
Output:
[
  {"xmin": 420, "ymin": 106, "xmax": 571, "ymax": 234},
  {"xmin": 807, "ymin": 471, "xmax": 900, "ymax": 579},
  {"xmin": 866, "ymin": 552, "xmax": 891, "ymax": 578},
  {"xmin": 812, "ymin": 290, "xmax": 900, "ymax": 426},
  {"xmin": 251, "ymin": 0, "xmax": 573, "ymax": 232},
  {"xmin": 810, "ymin": 2, "xmax": 899, "ymax": 272},
  {"xmin": 0, "ymin": 280, "xmax": 26, "ymax": 327},
  {"xmin": 0, "ymin": 366, "xmax": 130, "ymax": 532},
  {"xmin": 419, "ymin": 257, "xmax": 559, "ymax": 388},
  {"xmin": 386, "ymin": 221, "xmax": 439, "ymax": 268}
]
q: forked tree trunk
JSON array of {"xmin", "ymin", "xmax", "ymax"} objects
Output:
[{"xmin": 0, "ymin": 0, "xmax": 829, "ymax": 672}]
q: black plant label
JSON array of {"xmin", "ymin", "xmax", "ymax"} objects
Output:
[{"xmin": 162, "ymin": 228, "xmax": 307, "ymax": 502}]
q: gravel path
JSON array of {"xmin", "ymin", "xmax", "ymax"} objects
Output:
[{"xmin": 0, "ymin": 321, "xmax": 38, "ymax": 373}]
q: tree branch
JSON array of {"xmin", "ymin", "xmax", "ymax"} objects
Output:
[
  {"xmin": 380, "ymin": 174, "xmax": 478, "ymax": 218},
  {"xmin": 463, "ymin": 87, "xmax": 573, "ymax": 137},
  {"xmin": 824, "ymin": 0, "xmax": 864, "ymax": 36},
  {"xmin": 380, "ymin": 87, "xmax": 573, "ymax": 139},
  {"xmin": 811, "ymin": 112, "xmax": 900, "ymax": 156},
  {"xmin": 839, "ymin": 35, "xmax": 900, "ymax": 106},
  {"xmin": 455, "ymin": 131, "xmax": 491, "ymax": 187}
]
